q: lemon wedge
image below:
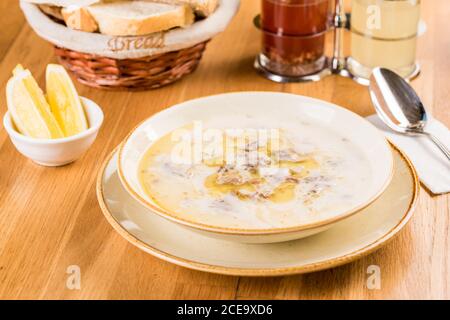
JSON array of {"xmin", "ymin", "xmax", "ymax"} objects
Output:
[
  {"xmin": 6, "ymin": 68, "xmax": 64, "ymax": 139},
  {"xmin": 13, "ymin": 64, "xmax": 25, "ymax": 76},
  {"xmin": 46, "ymin": 64, "xmax": 88, "ymax": 137}
]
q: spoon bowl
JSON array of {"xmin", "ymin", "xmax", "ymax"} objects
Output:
[{"xmin": 369, "ymin": 67, "xmax": 450, "ymax": 161}]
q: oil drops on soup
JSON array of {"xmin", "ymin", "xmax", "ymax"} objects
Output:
[{"xmin": 138, "ymin": 118, "xmax": 372, "ymax": 229}]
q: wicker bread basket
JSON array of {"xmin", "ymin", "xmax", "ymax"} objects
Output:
[{"xmin": 20, "ymin": 0, "xmax": 240, "ymax": 90}]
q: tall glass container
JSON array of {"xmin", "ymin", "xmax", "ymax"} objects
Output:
[
  {"xmin": 347, "ymin": 0, "xmax": 421, "ymax": 80},
  {"xmin": 257, "ymin": 0, "xmax": 331, "ymax": 78}
]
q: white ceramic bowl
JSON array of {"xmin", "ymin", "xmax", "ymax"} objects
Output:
[
  {"xmin": 118, "ymin": 92, "xmax": 394, "ymax": 243},
  {"xmin": 3, "ymin": 97, "xmax": 103, "ymax": 166}
]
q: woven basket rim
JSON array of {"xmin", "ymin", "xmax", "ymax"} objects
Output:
[{"xmin": 20, "ymin": 0, "xmax": 240, "ymax": 59}]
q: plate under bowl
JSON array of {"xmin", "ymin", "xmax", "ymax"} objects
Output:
[{"xmin": 98, "ymin": 143, "xmax": 418, "ymax": 276}]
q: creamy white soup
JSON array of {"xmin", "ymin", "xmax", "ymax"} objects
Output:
[{"xmin": 138, "ymin": 115, "xmax": 373, "ymax": 229}]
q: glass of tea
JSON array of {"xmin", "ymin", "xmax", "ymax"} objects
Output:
[
  {"xmin": 257, "ymin": 0, "xmax": 331, "ymax": 78},
  {"xmin": 348, "ymin": 0, "xmax": 421, "ymax": 80}
]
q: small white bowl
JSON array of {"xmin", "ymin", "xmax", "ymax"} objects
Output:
[{"xmin": 3, "ymin": 97, "xmax": 103, "ymax": 167}]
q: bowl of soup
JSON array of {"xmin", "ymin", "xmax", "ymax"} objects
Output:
[{"xmin": 118, "ymin": 92, "xmax": 393, "ymax": 243}]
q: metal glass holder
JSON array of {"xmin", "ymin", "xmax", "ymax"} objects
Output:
[
  {"xmin": 254, "ymin": 55, "xmax": 332, "ymax": 83},
  {"xmin": 344, "ymin": 58, "xmax": 421, "ymax": 86},
  {"xmin": 254, "ymin": 0, "xmax": 421, "ymax": 86}
]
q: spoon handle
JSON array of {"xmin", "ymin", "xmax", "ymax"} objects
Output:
[{"xmin": 423, "ymin": 132, "xmax": 450, "ymax": 161}]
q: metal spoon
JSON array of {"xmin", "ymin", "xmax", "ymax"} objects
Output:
[{"xmin": 369, "ymin": 67, "xmax": 450, "ymax": 161}]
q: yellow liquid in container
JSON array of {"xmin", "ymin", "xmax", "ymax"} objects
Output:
[{"xmin": 348, "ymin": 0, "xmax": 421, "ymax": 79}]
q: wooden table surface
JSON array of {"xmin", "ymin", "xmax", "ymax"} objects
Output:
[{"xmin": 0, "ymin": 0, "xmax": 449, "ymax": 300}]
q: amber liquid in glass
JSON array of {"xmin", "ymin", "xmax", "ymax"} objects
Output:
[
  {"xmin": 260, "ymin": 0, "xmax": 330, "ymax": 76},
  {"xmin": 261, "ymin": 0, "xmax": 330, "ymax": 35}
]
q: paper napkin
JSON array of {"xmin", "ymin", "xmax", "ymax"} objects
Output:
[{"xmin": 367, "ymin": 115, "xmax": 450, "ymax": 195}]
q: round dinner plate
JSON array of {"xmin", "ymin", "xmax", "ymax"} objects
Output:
[
  {"xmin": 97, "ymin": 144, "xmax": 419, "ymax": 276},
  {"xmin": 117, "ymin": 92, "xmax": 394, "ymax": 242}
]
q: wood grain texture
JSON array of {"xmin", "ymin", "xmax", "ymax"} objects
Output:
[
  {"xmin": 0, "ymin": 0, "xmax": 448, "ymax": 300},
  {"xmin": 0, "ymin": 1, "xmax": 25, "ymax": 62}
]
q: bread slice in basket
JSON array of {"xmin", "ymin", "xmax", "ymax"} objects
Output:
[
  {"xmin": 86, "ymin": 1, "xmax": 195, "ymax": 36},
  {"xmin": 27, "ymin": 0, "xmax": 220, "ymax": 35},
  {"xmin": 62, "ymin": 7, "xmax": 99, "ymax": 32},
  {"xmin": 148, "ymin": 0, "xmax": 219, "ymax": 17},
  {"xmin": 37, "ymin": 4, "xmax": 64, "ymax": 20}
]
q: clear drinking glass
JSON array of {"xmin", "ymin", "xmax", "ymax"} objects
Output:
[
  {"xmin": 348, "ymin": 0, "xmax": 421, "ymax": 80},
  {"xmin": 258, "ymin": 0, "xmax": 331, "ymax": 77}
]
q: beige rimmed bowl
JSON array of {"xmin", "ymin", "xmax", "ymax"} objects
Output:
[{"xmin": 117, "ymin": 92, "xmax": 394, "ymax": 243}]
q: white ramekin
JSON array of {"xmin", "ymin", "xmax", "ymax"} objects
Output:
[{"xmin": 3, "ymin": 97, "xmax": 104, "ymax": 166}]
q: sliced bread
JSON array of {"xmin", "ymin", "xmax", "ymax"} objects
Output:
[
  {"xmin": 86, "ymin": 1, "xmax": 195, "ymax": 36},
  {"xmin": 38, "ymin": 4, "xmax": 64, "ymax": 21},
  {"xmin": 61, "ymin": 6, "xmax": 99, "ymax": 32},
  {"xmin": 23, "ymin": 0, "xmax": 100, "ymax": 7},
  {"xmin": 145, "ymin": 0, "xmax": 219, "ymax": 17}
]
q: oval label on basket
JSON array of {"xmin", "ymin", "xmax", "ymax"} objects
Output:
[{"xmin": 107, "ymin": 33, "xmax": 166, "ymax": 52}]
